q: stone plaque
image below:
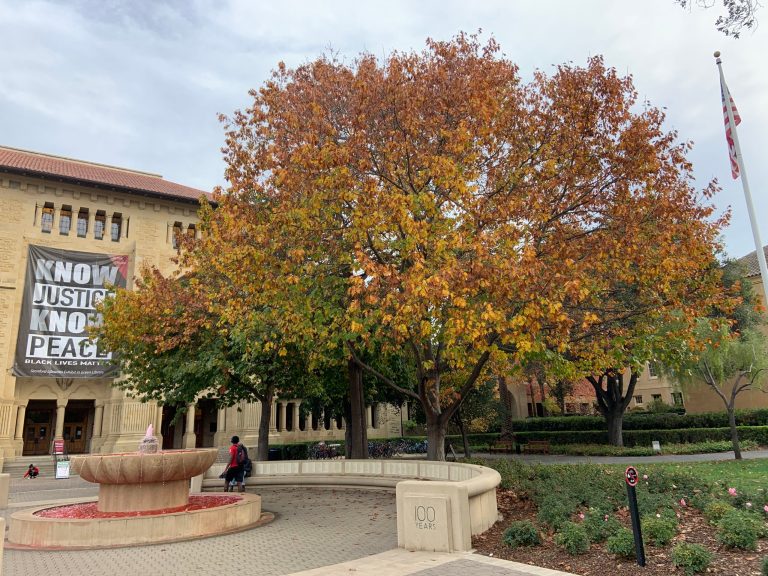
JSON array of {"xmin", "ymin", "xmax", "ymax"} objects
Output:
[{"xmin": 402, "ymin": 495, "xmax": 452, "ymax": 552}]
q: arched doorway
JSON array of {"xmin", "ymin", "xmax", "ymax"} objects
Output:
[
  {"xmin": 63, "ymin": 400, "xmax": 94, "ymax": 454},
  {"xmin": 193, "ymin": 399, "xmax": 217, "ymax": 448},
  {"xmin": 23, "ymin": 400, "xmax": 55, "ymax": 456}
]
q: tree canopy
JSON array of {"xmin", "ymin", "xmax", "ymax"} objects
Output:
[
  {"xmin": 97, "ymin": 34, "xmax": 727, "ymax": 460},
  {"xmin": 214, "ymin": 33, "xmax": 725, "ymax": 459},
  {"xmin": 675, "ymin": 0, "xmax": 760, "ymax": 37}
]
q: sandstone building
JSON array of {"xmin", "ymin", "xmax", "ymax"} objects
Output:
[{"xmin": 0, "ymin": 146, "xmax": 398, "ymax": 460}]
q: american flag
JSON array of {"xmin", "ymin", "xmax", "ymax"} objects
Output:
[{"xmin": 721, "ymin": 80, "xmax": 742, "ymax": 179}]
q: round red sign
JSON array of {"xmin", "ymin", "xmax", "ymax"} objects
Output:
[{"xmin": 625, "ymin": 466, "xmax": 639, "ymax": 487}]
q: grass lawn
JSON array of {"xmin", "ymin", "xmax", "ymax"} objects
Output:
[{"xmin": 645, "ymin": 458, "xmax": 768, "ymax": 494}]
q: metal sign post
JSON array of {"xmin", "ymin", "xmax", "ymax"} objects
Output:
[{"xmin": 625, "ymin": 466, "xmax": 646, "ymax": 567}]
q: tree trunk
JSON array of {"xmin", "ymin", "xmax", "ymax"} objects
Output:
[
  {"xmin": 453, "ymin": 408, "xmax": 471, "ymax": 459},
  {"xmin": 348, "ymin": 358, "xmax": 368, "ymax": 459},
  {"xmin": 727, "ymin": 405, "xmax": 742, "ymax": 460},
  {"xmin": 538, "ymin": 379, "xmax": 548, "ymax": 416},
  {"xmin": 605, "ymin": 407, "xmax": 625, "ymax": 447},
  {"xmin": 256, "ymin": 386, "xmax": 273, "ymax": 461},
  {"xmin": 426, "ymin": 414, "xmax": 448, "ymax": 461},
  {"xmin": 498, "ymin": 376, "xmax": 515, "ymax": 438},
  {"xmin": 587, "ymin": 371, "xmax": 638, "ymax": 448},
  {"xmin": 343, "ymin": 399, "xmax": 353, "ymax": 459}
]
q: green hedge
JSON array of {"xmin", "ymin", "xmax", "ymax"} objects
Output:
[
  {"xmin": 509, "ymin": 426, "xmax": 768, "ymax": 447},
  {"xmin": 509, "ymin": 409, "xmax": 768, "ymax": 433}
]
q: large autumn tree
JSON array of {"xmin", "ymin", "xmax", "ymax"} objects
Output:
[{"xmin": 215, "ymin": 33, "xmax": 723, "ymax": 460}]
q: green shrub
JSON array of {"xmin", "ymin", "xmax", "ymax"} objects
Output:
[
  {"xmin": 582, "ymin": 510, "xmax": 622, "ymax": 543},
  {"xmin": 509, "ymin": 409, "xmax": 768, "ymax": 433},
  {"xmin": 536, "ymin": 495, "xmax": 576, "ymax": 531},
  {"xmin": 553, "ymin": 522, "xmax": 590, "ymax": 555},
  {"xmin": 762, "ymin": 555, "xmax": 768, "ymax": 576},
  {"xmin": 703, "ymin": 500, "xmax": 734, "ymax": 524},
  {"xmin": 502, "ymin": 520, "xmax": 541, "ymax": 548},
  {"xmin": 688, "ymin": 493, "xmax": 714, "ymax": 512},
  {"xmin": 671, "ymin": 542, "xmax": 713, "ymax": 575},
  {"xmin": 636, "ymin": 491, "xmax": 677, "ymax": 519},
  {"xmin": 606, "ymin": 528, "xmax": 636, "ymax": 558},
  {"xmin": 717, "ymin": 509, "xmax": 760, "ymax": 550},
  {"xmin": 642, "ymin": 515, "xmax": 677, "ymax": 546}
]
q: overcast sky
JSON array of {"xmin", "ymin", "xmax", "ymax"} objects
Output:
[{"xmin": 1, "ymin": 0, "xmax": 766, "ymax": 259}]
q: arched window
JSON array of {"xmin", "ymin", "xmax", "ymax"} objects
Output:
[
  {"xmin": 41, "ymin": 203, "xmax": 54, "ymax": 233},
  {"xmin": 59, "ymin": 206, "xmax": 72, "ymax": 235},
  {"xmin": 77, "ymin": 208, "xmax": 89, "ymax": 237},
  {"xmin": 111, "ymin": 213, "xmax": 122, "ymax": 242}
]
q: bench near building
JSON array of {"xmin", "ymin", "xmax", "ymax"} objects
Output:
[{"xmin": 0, "ymin": 146, "xmax": 400, "ymax": 461}]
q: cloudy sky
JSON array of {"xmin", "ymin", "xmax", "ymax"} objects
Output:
[{"xmin": 1, "ymin": 0, "xmax": 766, "ymax": 259}]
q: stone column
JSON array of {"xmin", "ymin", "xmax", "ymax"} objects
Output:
[
  {"xmin": 92, "ymin": 402, "xmax": 104, "ymax": 438},
  {"xmin": 340, "ymin": 417, "xmax": 347, "ymax": 430},
  {"xmin": 14, "ymin": 404, "xmax": 27, "ymax": 440},
  {"xmin": 182, "ymin": 403, "xmax": 196, "ymax": 448},
  {"xmin": 366, "ymin": 405, "xmax": 373, "ymax": 429},
  {"xmin": 87, "ymin": 210, "xmax": 96, "ymax": 238},
  {"xmin": 292, "ymin": 401, "xmax": 301, "ymax": 432},
  {"xmin": 278, "ymin": 402, "xmax": 287, "ymax": 432},
  {"xmin": 214, "ymin": 407, "xmax": 227, "ymax": 445},
  {"xmin": 52, "ymin": 207, "xmax": 61, "ymax": 234},
  {"xmin": 269, "ymin": 401, "xmax": 277, "ymax": 433},
  {"xmin": 153, "ymin": 404, "xmax": 163, "ymax": 438},
  {"xmin": 54, "ymin": 400, "xmax": 68, "ymax": 440}
]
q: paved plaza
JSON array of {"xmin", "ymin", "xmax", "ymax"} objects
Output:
[
  {"xmin": 1, "ymin": 471, "xmax": 576, "ymax": 576},
  {"xmin": 7, "ymin": 451, "xmax": 768, "ymax": 575}
]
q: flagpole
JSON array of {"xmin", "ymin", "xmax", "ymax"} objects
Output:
[{"xmin": 715, "ymin": 51, "xmax": 768, "ymax": 304}]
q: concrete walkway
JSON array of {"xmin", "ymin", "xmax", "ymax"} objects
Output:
[{"xmin": 2, "ymin": 475, "xmax": 576, "ymax": 576}]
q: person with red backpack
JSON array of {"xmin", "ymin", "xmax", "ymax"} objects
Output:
[{"xmin": 222, "ymin": 435, "xmax": 248, "ymax": 492}]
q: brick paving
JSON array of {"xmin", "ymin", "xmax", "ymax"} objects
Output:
[
  {"xmin": 1, "ymin": 469, "xmax": 582, "ymax": 576},
  {"xmin": 3, "ymin": 485, "xmax": 398, "ymax": 576}
]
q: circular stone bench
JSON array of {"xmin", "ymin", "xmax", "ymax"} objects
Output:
[{"xmin": 205, "ymin": 459, "xmax": 501, "ymax": 553}]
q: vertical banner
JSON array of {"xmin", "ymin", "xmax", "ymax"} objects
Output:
[{"xmin": 13, "ymin": 245, "xmax": 128, "ymax": 378}]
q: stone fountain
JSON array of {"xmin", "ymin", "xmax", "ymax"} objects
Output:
[
  {"xmin": 75, "ymin": 425, "xmax": 216, "ymax": 513},
  {"xmin": 7, "ymin": 425, "xmax": 269, "ymax": 549}
]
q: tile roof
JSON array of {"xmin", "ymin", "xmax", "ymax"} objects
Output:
[
  {"xmin": 0, "ymin": 146, "xmax": 210, "ymax": 203},
  {"xmin": 735, "ymin": 245, "xmax": 768, "ymax": 278}
]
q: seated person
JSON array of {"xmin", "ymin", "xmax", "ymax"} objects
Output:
[{"xmin": 23, "ymin": 464, "xmax": 39, "ymax": 479}]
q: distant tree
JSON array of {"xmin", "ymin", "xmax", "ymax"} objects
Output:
[
  {"xmin": 673, "ymin": 323, "xmax": 768, "ymax": 458},
  {"xmin": 449, "ymin": 378, "xmax": 498, "ymax": 458},
  {"xmin": 550, "ymin": 380, "xmax": 575, "ymax": 414},
  {"xmin": 664, "ymin": 259, "xmax": 766, "ymax": 459},
  {"xmin": 675, "ymin": 0, "xmax": 760, "ymax": 37}
]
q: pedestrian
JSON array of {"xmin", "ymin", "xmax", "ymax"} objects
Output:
[
  {"xmin": 23, "ymin": 464, "xmax": 39, "ymax": 479},
  {"xmin": 222, "ymin": 435, "xmax": 245, "ymax": 493}
]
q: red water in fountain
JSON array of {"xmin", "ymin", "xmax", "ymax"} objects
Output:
[{"xmin": 34, "ymin": 495, "xmax": 241, "ymax": 519}]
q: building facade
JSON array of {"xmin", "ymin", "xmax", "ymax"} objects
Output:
[
  {"xmin": 0, "ymin": 147, "xmax": 398, "ymax": 460},
  {"xmin": 681, "ymin": 247, "xmax": 768, "ymax": 414}
]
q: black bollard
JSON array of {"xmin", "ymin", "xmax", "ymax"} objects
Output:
[{"xmin": 625, "ymin": 466, "xmax": 646, "ymax": 567}]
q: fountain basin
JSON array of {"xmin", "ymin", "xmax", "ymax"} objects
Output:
[
  {"xmin": 7, "ymin": 493, "xmax": 267, "ymax": 549},
  {"xmin": 71, "ymin": 448, "xmax": 217, "ymax": 512}
]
